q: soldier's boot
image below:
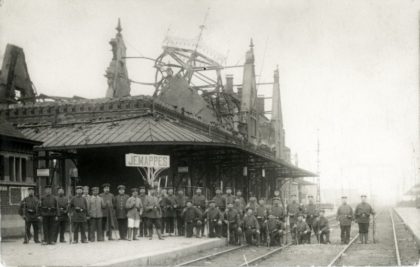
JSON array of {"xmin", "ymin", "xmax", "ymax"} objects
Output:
[
  {"xmin": 364, "ymin": 233, "xmax": 368, "ymax": 244},
  {"xmin": 127, "ymin": 228, "xmax": 132, "ymax": 241},
  {"xmin": 133, "ymin": 229, "xmax": 138, "ymax": 240},
  {"xmin": 157, "ymin": 229, "xmax": 164, "ymax": 240},
  {"xmin": 359, "ymin": 234, "xmax": 363, "ymax": 244},
  {"xmin": 149, "ymin": 229, "xmax": 153, "ymax": 240}
]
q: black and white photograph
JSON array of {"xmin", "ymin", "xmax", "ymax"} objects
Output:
[{"xmin": 0, "ymin": 0, "xmax": 419, "ymax": 266}]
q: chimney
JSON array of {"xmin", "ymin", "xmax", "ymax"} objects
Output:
[{"xmin": 225, "ymin": 75, "xmax": 234, "ymax": 94}]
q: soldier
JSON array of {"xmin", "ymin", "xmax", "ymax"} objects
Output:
[
  {"xmin": 159, "ymin": 188, "xmax": 168, "ymax": 234},
  {"xmin": 100, "ymin": 183, "xmax": 117, "ymax": 240},
  {"xmin": 115, "ymin": 185, "xmax": 129, "ymax": 240},
  {"xmin": 266, "ymin": 214, "xmax": 284, "ymax": 246},
  {"xmin": 55, "ymin": 187, "xmax": 69, "ymax": 243},
  {"xmin": 204, "ymin": 200, "xmax": 223, "ymax": 237},
  {"xmin": 70, "ymin": 186, "xmax": 88, "ymax": 243},
  {"xmin": 316, "ymin": 210, "xmax": 330, "ymax": 244},
  {"xmin": 243, "ymin": 208, "xmax": 260, "ymax": 246},
  {"xmin": 336, "ymin": 196, "xmax": 353, "ymax": 244},
  {"xmin": 182, "ymin": 200, "xmax": 203, "ymax": 238},
  {"xmin": 287, "ymin": 194, "xmax": 299, "ymax": 241},
  {"xmin": 234, "ymin": 198, "xmax": 245, "ymax": 218},
  {"xmin": 175, "ymin": 188, "xmax": 187, "ymax": 236},
  {"xmin": 213, "ymin": 188, "xmax": 226, "ymax": 211},
  {"xmin": 269, "ymin": 198, "xmax": 285, "ymax": 222},
  {"xmin": 256, "ymin": 199, "xmax": 268, "ymax": 244},
  {"xmin": 294, "ymin": 214, "xmax": 310, "ymax": 244},
  {"xmin": 88, "ymin": 186, "xmax": 104, "ymax": 242},
  {"xmin": 163, "ymin": 188, "xmax": 176, "ymax": 236},
  {"xmin": 192, "ymin": 188, "xmax": 206, "ymax": 237},
  {"xmin": 126, "ymin": 188, "xmax": 142, "ymax": 241},
  {"xmin": 246, "ymin": 196, "xmax": 259, "ymax": 212},
  {"xmin": 304, "ymin": 195, "xmax": 319, "ymax": 243},
  {"xmin": 225, "ymin": 202, "xmax": 242, "ymax": 245},
  {"xmin": 138, "ymin": 187, "xmax": 148, "ymax": 237},
  {"xmin": 224, "ymin": 187, "xmax": 235, "ymax": 206},
  {"xmin": 144, "ymin": 188, "xmax": 164, "ymax": 240},
  {"xmin": 82, "ymin": 186, "xmax": 91, "ymax": 240},
  {"xmin": 355, "ymin": 194, "xmax": 375, "ymax": 244},
  {"xmin": 19, "ymin": 187, "xmax": 40, "ymax": 244},
  {"xmin": 235, "ymin": 190, "xmax": 246, "ymax": 211},
  {"xmin": 40, "ymin": 185, "xmax": 58, "ymax": 245}
]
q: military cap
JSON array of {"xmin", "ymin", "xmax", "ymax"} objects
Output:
[
  {"xmin": 131, "ymin": 188, "xmax": 138, "ymax": 192},
  {"xmin": 83, "ymin": 185, "xmax": 89, "ymax": 189},
  {"xmin": 236, "ymin": 190, "xmax": 242, "ymax": 193},
  {"xmin": 76, "ymin": 186, "xmax": 83, "ymax": 190},
  {"xmin": 117, "ymin": 185, "xmax": 126, "ymax": 190},
  {"xmin": 28, "ymin": 187, "xmax": 35, "ymax": 191},
  {"xmin": 177, "ymin": 188, "xmax": 184, "ymax": 192},
  {"xmin": 225, "ymin": 187, "xmax": 232, "ymax": 190},
  {"xmin": 57, "ymin": 186, "xmax": 63, "ymax": 190},
  {"xmin": 195, "ymin": 188, "xmax": 202, "ymax": 192},
  {"xmin": 92, "ymin": 186, "xmax": 99, "ymax": 190},
  {"xmin": 102, "ymin": 183, "xmax": 110, "ymax": 188},
  {"xmin": 341, "ymin": 196, "xmax": 348, "ymax": 199},
  {"xmin": 272, "ymin": 196, "xmax": 281, "ymax": 201},
  {"xmin": 167, "ymin": 188, "xmax": 174, "ymax": 192},
  {"xmin": 245, "ymin": 207, "xmax": 254, "ymax": 211},
  {"xmin": 215, "ymin": 187, "xmax": 221, "ymax": 191},
  {"xmin": 44, "ymin": 185, "xmax": 52, "ymax": 189},
  {"xmin": 186, "ymin": 199, "xmax": 192, "ymax": 204},
  {"xmin": 139, "ymin": 186, "xmax": 146, "ymax": 191},
  {"xmin": 228, "ymin": 202, "xmax": 234, "ymax": 206},
  {"xmin": 361, "ymin": 194, "xmax": 367, "ymax": 197}
]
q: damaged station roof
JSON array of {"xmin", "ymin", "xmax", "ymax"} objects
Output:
[{"xmin": 0, "ymin": 19, "xmax": 316, "ymax": 178}]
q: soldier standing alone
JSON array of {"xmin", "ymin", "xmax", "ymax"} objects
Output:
[
  {"xmin": 355, "ymin": 194, "xmax": 375, "ymax": 244},
  {"xmin": 336, "ymin": 196, "xmax": 353, "ymax": 244},
  {"xmin": 19, "ymin": 187, "xmax": 40, "ymax": 244}
]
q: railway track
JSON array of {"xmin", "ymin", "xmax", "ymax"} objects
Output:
[
  {"xmin": 328, "ymin": 208, "xmax": 418, "ymax": 266},
  {"xmin": 175, "ymin": 216, "xmax": 337, "ymax": 267}
]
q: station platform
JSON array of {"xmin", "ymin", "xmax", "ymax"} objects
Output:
[
  {"xmin": 0, "ymin": 235, "xmax": 225, "ymax": 266},
  {"xmin": 395, "ymin": 207, "xmax": 420, "ymax": 249}
]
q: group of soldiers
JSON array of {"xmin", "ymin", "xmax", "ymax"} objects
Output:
[{"xmin": 20, "ymin": 184, "xmax": 375, "ymax": 246}]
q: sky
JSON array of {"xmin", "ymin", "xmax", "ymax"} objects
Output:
[{"xmin": 1, "ymin": 0, "xmax": 419, "ymax": 205}]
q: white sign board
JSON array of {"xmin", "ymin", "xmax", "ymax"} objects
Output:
[
  {"xmin": 36, "ymin": 168, "xmax": 50, "ymax": 177},
  {"xmin": 125, "ymin": 153, "xmax": 170, "ymax": 168}
]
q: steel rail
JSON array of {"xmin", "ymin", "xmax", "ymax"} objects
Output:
[
  {"xmin": 238, "ymin": 244, "xmax": 292, "ymax": 267},
  {"xmin": 390, "ymin": 209, "xmax": 402, "ymax": 266},
  {"xmin": 327, "ymin": 233, "xmax": 359, "ymax": 267},
  {"xmin": 175, "ymin": 244, "xmax": 247, "ymax": 266}
]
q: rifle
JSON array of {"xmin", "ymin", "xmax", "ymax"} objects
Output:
[
  {"xmin": 285, "ymin": 220, "xmax": 288, "ymax": 244},
  {"xmin": 295, "ymin": 227, "xmax": 299, "ymax": 245},
  {"xmin": 266, "ymin": 221, "xmax": 270, "ymax": 247},
  {"xmin": 226, "ymin": 220, "xmax": 230, "ymax": 246},
  {"xmin": 22, "ymin": 199, "xmax": 29, "ymax": 242},
  {"xmin": 372, "ymin": 215, "xmax": 376, "ymax": 243}
]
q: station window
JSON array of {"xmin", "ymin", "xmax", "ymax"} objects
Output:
[
  {"xmin": 9, "ymin": 157, "xmax": 15, "ymax": 181},
  {"xmin": 21, "ymin": 158, "xmax": 27, "ymax": 182},
  {"xmin": 0, "ymin": 155, "xmax": 4, "ymax": 180}
]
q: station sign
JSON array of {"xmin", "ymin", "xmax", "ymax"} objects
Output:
[
  {"xmin": 36, "ymin": 168, "xmax": 50, "ymax": 177},
  {"xmin": 125, "ymin": 153, "xmax": 170, "ymax": 168}
]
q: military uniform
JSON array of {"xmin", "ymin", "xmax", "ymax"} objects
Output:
[
  {"xmin": 175, "ymin": 192, "xmax": 187, "ymax": 236},
  {"xmin": 235, "ymin": 194, "xmax": 246, "ymax": 213},
  {"xmin": 100, "ymin": 187, "xmax": 117, "ymax": 240},
  {"xmin": 256, "ymin": 204, "xmax": 268, "ymax": 243},
  {"xmin": 204, "ymin": 205, "xmax": 222, "ymax": 237},
  {"xmin": 19, "ymin": 193, "xmax": 40, "ymax": 243},
  {"xmin": 243, "ymin": 213, "xmax": 260, "ymax": 245},
  {"xmin": 182, "ymin": 205, "xmax": 202, "ymax": 237},
  {"xmin": 162, "ymin": 193, "xmax": 176, "ymax": 235},
  {"xmin": 192, "ymin": 193, "xmax": 206, "ymax": 236},
  {"xmin": 224, "ymin": 193, "xmax": 236, "ymax": 206},
  {"xmin": 245, "ymin": 198, "xmax": 259, "ymax": 212},
  {"xmin": 267, "ymin": 216, "xmax": 284, "ymax": 246},
  {"xmin": 82, "ymin": 192, "xmax": 91, "ymax": 240},
  {"xmin": 139, "ymin": 190, "xmax": 148, "ymax": 237},
  {"xmin": 337, "ymin": 201, "xmax": 353, "ymax": 244},
  {"xmin": 40, "ymin": 191, "xmax": 58, "ymax": 244},
  {"xmin": 225, "ymin": 207, "xmax": 242, "ymax": 245},
  {"xmin": 294, "ymin": 219, "xmax": 310, "ymax": 244},
  {"xmin": 287, "ymin": 200, "xmax": 299, "ymax": 240},
  {"xmin": 144, "ymin": 193, "xmax": 163, "ymax": 239},
  {"xmin": 269, "ymin": 205, "xmax": 285, "ymax": 222},
  {"xmin": 126, "ymin": 192, "xmax": 142, "ymax": 240},
  {"xmin": 213, "ymin": 193, "xmax": 226, "ymax": 211},
  {"xmin": 70, "ymin": 192, "xmax": 88, "ymax": 243},
  {"xmin": 304, "ymin": 200, "xmax": 319, "ymax": 242},
  {"xmin": 55, "ymin": 194, "xmax": 69, "ymax": 243},
  {"xmin": 355, "ymin": 198, "xmax": 375, "ymax": 244},
  {"xmin": 314, "ymin": 214, "xmax": 330, "ymax": 244},
  {"xmin": 115, "ymin": 188, "xmax": 129, "ymax": 240},
  {"xmin": 88, "ymin": 193, "xmax": 104, "ymax": 242}
]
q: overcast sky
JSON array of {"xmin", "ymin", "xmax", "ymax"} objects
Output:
[{"xmin": 1, "ymin": 0, "xmax": 419, "ymax": 205}]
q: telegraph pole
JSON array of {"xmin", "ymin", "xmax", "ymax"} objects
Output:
[{"xmin": 316, "ymin": 129, "xmax": 321, "ymax": 204}]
